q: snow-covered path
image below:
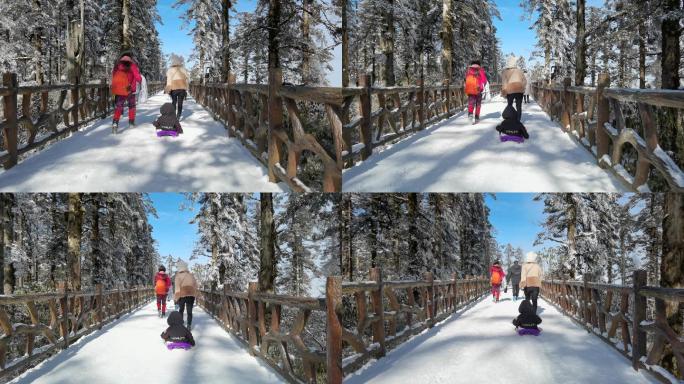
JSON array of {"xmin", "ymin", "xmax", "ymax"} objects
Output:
[
  {"xmin": 11, "ymin": 301, "xmax": 284, "ymax": 384},
  {"xmin": 0, "ymin": 93, "xmax": 284, "ymax": 192},
  {"xmin": 343, "ymin": 98, "xmax": 626, "ymax": 192},
  {"xmin": 345, "ymin": 293, "xmax": 657, "ymax": 384}
]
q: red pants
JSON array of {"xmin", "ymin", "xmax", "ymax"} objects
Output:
[
  {"xmin": 491, "ymin": 284, "xmax": 501, "ymax": 300},
  {"xmin": 156, "ymin": 294, "xmax": 167, "ymax": 313},
  {"xmin": 468, "ymin": 93, "xmax": 482, "ymax": 117},
  {"xmin": 113, "ymin": 94, "xmax": 137, "ymax": 122}
]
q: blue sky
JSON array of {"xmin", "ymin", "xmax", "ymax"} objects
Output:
[
  {"xmin": 147, "ymin": 193, "xmax": 198, "ymax": 266},
  {"xmin": 493, "ymin": 0, "xmax": 606, "ymax": 65},
  {"xmin": 486, "ymin": 193, "xmax": 545, "ymax": 255},
  {"xmin": 155, "ymin": 0, "xmax": 340, "ymax": 85}
]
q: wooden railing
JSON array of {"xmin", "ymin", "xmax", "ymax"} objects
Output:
[
  {"xmin": 0, "ymin": 72, "xmax": 163, "ymax": 171},
  {"xmin": 542, "ymin": 270, "xmax": 684, "ymax": 382},
  {"xmin": 0, "ymin": 285, "xmax": 154, "ymax": 382},
  {"xmin": 341, "ymin": 74, "xmax": 502, "ymax": 167},
  {"xmin": 198, "ymin": 269, "xmax": 489, "ymax": 384},
  {"xmin": 532, "ymin": 76, "xmax": 684, "ymax": 192},
  {"xmin": 189, "ymin": 69, "xmax": 345, "ymax": 192}
]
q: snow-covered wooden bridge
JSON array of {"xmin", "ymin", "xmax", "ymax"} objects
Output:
[
  {"xmin": 3, "ymin": 269, "xmax": 682, "ymax": 384},
  {"xmin": 342, "ymin": 76, "xmax": 684, "ymax": 193}
]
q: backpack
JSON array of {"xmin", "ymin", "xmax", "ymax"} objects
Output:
[
  {"xmin": 111, "ymin": 70, "xmax": 131, "ymax": 96},
  {"xmin": 155, "ymin": 276, "xmax": 168, "ymax": 294},
  {"xmin": 465, "ymin": 70, "xmax": 480, "ymax": 96},
  {"xmin": 491, "ymin": 270, "xmax": 503, "ymax": 285}
]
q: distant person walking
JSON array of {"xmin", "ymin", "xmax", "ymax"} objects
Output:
[
  {"xmin": 464, "ymin": 61, "xmax": 488, "ymax": 124},
  {"xmin": 506, "ymin": 260, "xmax": 522, "ymax": 301},
  {"xmin": 174, "ymin": 260, "xmax": 198, "ymax": 329},
  {"xmin": 154, "ymin": 265, "xmax": 171, "ymax": 317},
  {"xmin": 520, "ymin": 252, "xmax": 543, "ymax": 313},
  {"xmin": 500, "ymin": 56, "xmax": 527, "ymax": 122},
  {"xmin": 165, "ymin": 54, "xmax": 190, "ymax": 120},
  {"xmin": 523, "ymin": 70, "xmax": 531, "ymax": 104},
  {"xmin": 490, "ymin": 260, "xmax": 506, "ymax": 303}
]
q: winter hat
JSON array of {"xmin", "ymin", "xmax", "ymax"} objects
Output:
[
  {"xmin": 525, "ymin": 252, "xmax": 538, "ymax": 263},
  {"xmin": 167, "ymin": 311, "xmax": 183, "ymax": 326},
  {"xmin": 160, "ymin": 103, "xmax": 175, "ymax": 116},
  {"xmin": 119, "ymin": 55, "xmax": 133, "ymax": 63},
  {"xmin": 159, "ymin": 265, "xmax": 166, "ymax": 272},
  {"xmin": 177, "ymin": 260, "xmax": 189, "ymax": 272},
  {"xmin": 170, "ymin": 54, "xmax": 184, "ymax": 67},
  {"xmin": 506, "ymin": 56, "xmax": 518, "ymax": 69}
]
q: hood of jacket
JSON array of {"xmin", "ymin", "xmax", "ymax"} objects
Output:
[
  {"xmin": 502, "ymin": 105, "xmax": 517, "ymax": 120},
  {"xmin": 518, "ymin": 299, "xmax": 534, "ymax": 315},
  {"xmin": 177, "ymin": 260, "xmax": 189, "ymax": 272},
  {"xmin": 526, "ymin": 252, "xmax": 538, "ymax": 263},
  {"xmin": 167, "ymin": 311, "xmax": 183, "ymax": 326},
  {"xmin": 160, "ymin": 103, "xmax": 175, "ymax": 116}
]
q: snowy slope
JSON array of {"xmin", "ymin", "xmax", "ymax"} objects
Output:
[
  {"xmin": 343, "ymin": 98, "xmax": 626, "ymax": 192},
  {"xmin": 345, "ymin": 293, "xmax": 657, "ymax": 384},
  {"xmin": 0, "ymin": 93, "xmax": 284, "ymax": 192},
  {"xmin": 10, "ymin": 301, "xmax": 284, "ymax": 384}
]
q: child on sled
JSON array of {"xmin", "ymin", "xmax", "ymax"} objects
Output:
[
  {"xmin": 161, "ymin": 311, "xmax": 195, "ymax": 349},
  {"xmin": 153, "ymin": 103, "xmax": 184, "ymax": 136},
  {"xmin": 512, "ymin": 299, "xmax": 542, "ymax": 335}
]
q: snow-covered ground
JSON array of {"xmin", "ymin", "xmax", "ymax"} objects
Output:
[
  {"xmin": 0, "ymin": 93, "xmax": 284, "ymax": 192},
  {"xmin": 343, "ymin": 98, "xmax": 627, "ymax": 192},
  {"xmin": 11, "ymin": 301, "xmax": 284, "ymax": 384},
  {"xmin": 345, "ymin": 293, "xmax": 657, "ymax": 384}
]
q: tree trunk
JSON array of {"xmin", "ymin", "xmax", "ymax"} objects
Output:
[
  {"xmin": 222, "ymin": 0, "xmax": 232, "ymax": 79},
  {"xmin": 341, "ymin": 0, "xmax": 349, "ymax": 87},
  {"xmin": 259, "ymin": 193, "xmax": 276, "ymax": 293},
  {"xmin": 90, "ymin": 196, "xmax": 102, "ymax": 285},
  {"xmin": 647, "ymin": 196, "xmax": 660, "ymax": 285},
  {"xmin": 659, "ymin": 192, "xmax": 683, "ymax": 376},
  {"xmin": 369, "ymin": 197, "xmax": 378, "ymax": 267},
  {"xmin": 67, "ymin": 193, "xmax": 83, "ymax": 291},
  {"xmin": 381, "ymin": 0, "xmax": 395, "ymax": 86},
  {"xmin": 0, "ymin": 194, "xmax": 10, "ymax": 295},
  {"xmin": 268, "ymin": 0, "xmax": 281, "ymax": 70},
  {"xmin": 340, "ymin": 194, "xmax": 352, "ymax": 280},
  {"xmin": 301, "ymin": 0, "xmax": 313, "ymax": 83},
  {"xmin": 121, "ymin": 0, "xmax": 131, "ymax": 51},
  {"xmin": 566, "ymin": 194, "xmax": 578, "ymax": 276},
  {"xmin": 407, "ymin": 193, "xmax": 420, "ymax": 277},
  {"xmin": 574, "ymin": 0, "xmax": 586, "ymax": 86},
  {"xmin": 661, "ymin": 0, "xmax": 681, "ymax": 89},
  {"xmin": 440, "ymin": 0, "xmax": 453, "ymax": 82},
  {"xmin": 638, "ymin": 21, "xmax": 646, "ymax": 89}
]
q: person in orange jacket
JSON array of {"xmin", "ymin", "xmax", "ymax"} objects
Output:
[
  {"xmin": 489, "ymin": 261, "xmax": 506, "ymax": 303},
  {"xmin": 154, "ymin": 265, "xmax": 172, "ymax": 317},
  {"xmin": 110, "ymin": 53, "xmax": 142, "ymax": 133}
]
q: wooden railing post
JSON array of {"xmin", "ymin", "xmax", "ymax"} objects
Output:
[
  {"xmin": 417, "ymin": 78, "xmax": 425, "ymax": 130},
  {"xmin": 267, "ymin": 68, "xmax": 284, "ymax": 183},
  {"xmin": 444, "ymin": 80, "xmax": 452, "ymax": 117},
  {"xmin": 71, "ymin": 79, "xmax": 79, "ymax": 130},
  {"xmin": 451, "ymin": 273, "xmax": 458, "ymax": 312},
  {"xmin": 247, "ymin": 282, "xmax": 258, "ymax": 355},
  {"xmin": 582, "ymin": 273, "xmax": 592, "ymax": 326},
  {"xmin": 57, "ymin": 281, "xmax": 69, "ymax": 349},
  {"xmin": 326, "ymin": 276, "xmax": 343, "ymax": 384},
  {"xmin": 595, "ymin": 73, "xmax": 611, "ymax": 164},
  {"xmin": 359, "ymin": 74, "xmax": 373, "ymax": 160},
  {"xmin": 632, "ymin": 269, "xmax": 647, "ymax": 371},
  {"xmin": 424, "ymin": 272, "xmax": 435, "ymax": 327},
  {"xmin": 561, "ymin": 77, "xmax": 572, "ymax": 131},
  {"xmin": 2, "ymin": 73, "xmax": 18, "ymax": 169},
  {"xmin": 369, "ymin": 268, "xmax": 386, "ymax": 357},
  {"xmin": 227, "ymin": 73, "xmax": 236, "ymax": 137}
]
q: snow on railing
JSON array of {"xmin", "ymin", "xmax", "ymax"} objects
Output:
[
  {"xmin": 532, "ymin": 75, "xmax": 684, "ymax": 192},
  {"xmin": 0, "ymin": 284, "xmax": 154, "ymax": 382},
  {"xmin": 197, "ymin": 269, "xmax": 489, "ymax": 384},
  {"xmin": 542, "ymin": 271, "xmax": 684, "ymax": 382}
]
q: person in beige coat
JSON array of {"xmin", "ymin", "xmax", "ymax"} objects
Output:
[
  {"xmin": 174, "ymin": 260, "xmax": 198, "ymax": 329},
  {"xmin": 520, "ymin": 251, "xmax": 543, "ymax": 313},
  {"xmin": 165, "ymin": 54, "xmax": 190, "ymax": 120},
  {"xmin": 500, "ymin": 56, "xmax": 527, "ymax": 122}
]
